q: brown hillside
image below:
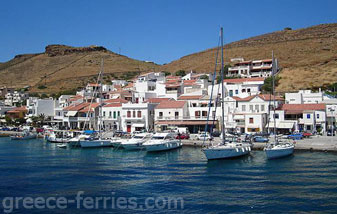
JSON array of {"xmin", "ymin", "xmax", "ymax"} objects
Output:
[
  {"xmin": 0, "ymin": 45, "xmax": 159, "ymax": 93},
  {"xmin": 162, "ymin": 23, "xmax": 337, "ymax": 92}
]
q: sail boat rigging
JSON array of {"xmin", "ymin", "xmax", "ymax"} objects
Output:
[{"xmin": 202, "ymin": 27, "xmax": 251, "ymax": 160}]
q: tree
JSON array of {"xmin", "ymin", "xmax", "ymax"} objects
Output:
[
  {"xmin": 5, "ymin": 115, "xmax": 13, "ymax": 125},
  {"xmin": 161, "ymin": 71, "xmax": 171, "ymax": 76},
  {"xmin": 175, "ymin": 70, "xmax": 186, "ymax": 77},
  {"xmin": 200, "ymin": 75, "xmax": 209, "ymax": 80},
  {"xmin": 261, "ymin": 76, "xmax": 281, "ymax": 93}
]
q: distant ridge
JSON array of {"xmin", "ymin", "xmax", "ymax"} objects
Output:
[{"xmin": 0, "ymin": 23, "xmax": 336, "ymax": 93}]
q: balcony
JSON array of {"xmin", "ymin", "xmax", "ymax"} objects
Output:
[{"xmin": 156, "ymin": 116, "xmax": 210, "ymax": 121}]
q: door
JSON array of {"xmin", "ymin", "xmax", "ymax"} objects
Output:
[{"xmin": 127, "ymin": 125, "xmax": 131, "ymax": 133}]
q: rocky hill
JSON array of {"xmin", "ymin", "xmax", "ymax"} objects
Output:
[
  {"xmin": 162, "ymin": 23, "xmax": 337, "ymax": 92},
  {"xmin": 0, "ymin": 23, "xmax": 336, "ymax": 94},
  {"xmin": 0, "ymin": 45, "xmax": 159, "ymax": 93}
]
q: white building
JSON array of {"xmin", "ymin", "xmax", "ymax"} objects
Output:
[
  {"xmin": 4, "ymin": 91, "xmax": 28, "ymax": 106},
  {"xmin": 228, "ymin": 58, "xmax": 273, "ymax": 78},
  {"xmin": 285, "ymin": 90, "xmax": 324, "ymax": 104},
  {"xmin": 121, "ymin": 103, "xmax": 155, "ymax": 133},
  {"xmin": 208, "ymin": 77, "xmax": 265, "ymax": 98},
  {"xmin": 26, "ymin": 97, "xmax": 55, "ymax": 118},
  {"xmin": 102, "ymin": 103, "xmax": 122, "ymax": 131}
]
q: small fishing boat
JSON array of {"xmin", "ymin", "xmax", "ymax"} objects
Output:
[{"xmin": 11, "ymin": 131, "xmax": 37, "ymax": 140}]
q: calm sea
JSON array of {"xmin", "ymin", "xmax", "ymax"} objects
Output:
[{"xmin": 0, "ymin": 137, "xmax": 336, "ymax": 213}]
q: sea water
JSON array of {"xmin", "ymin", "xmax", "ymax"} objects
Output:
[{"xmin": 0, "ymin": 138, "xmax": 336, "ymax": 213}]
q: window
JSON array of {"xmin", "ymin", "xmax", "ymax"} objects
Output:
[
  {"xmin": 109, "ymin": 111, "xmax": 112, "ymax": 118},
  {"xmin": 247, "ymin": 88, "xmax": 251, "ymax": 93},
  {"xmin": 261, "ymin": 105, "xmax": 265, "ymax": 112},
  {"xmin": 235, "ymin": 90, "xmax": 238, "ymax": 95},
  {"xmin": 113, "ymin": 111, "xmax": 116, "ymax": 119},
  {"xmin": 229, "ymin": 90, "xmax": 233, "ymax": 97},
  {"xmin": 275, "ymin": 113, "xmax": 279, "ymax": 119},
  {"xmin": 242, "ymin": 89, "xmax": 246, "ymax": 93},
  {"xmin": 249, "ymin": 118, "xmax": 254, "ymax": 124},
  {"xmin": 159, "ymin": 112, "xmax": 163, "ymax": 118},
  {"xmin": 175, "ymin": 112, "xmax": 179, "ymax": 119},
  {"xmin": 133, "ymin": 111, "xmax": 136, "ymax": 117},
  {"xmin": 249, "ymin": 105, "xmax": 253, "ymax": 111},
  {"xmin": 317, "ymin": 114, "xmax": 320, "ymax": 119},
  {"xmin": 118, "ymin": 111, "xmax": 120, "ymax": 117},
  {"xmin": 137, "ymin": 111, "xmax": 142, "ymax": 118},
  {"xmin": 307, "ymin": 114, "xmax": 311, "ymax": 119},
  {"xmin": 242, "ymin": 105, "xmax": 246, "ymax": 112},
  {"xmin": 255, "ymin": 105, "xmax": 259, "ymax": 112},
  {"xmin": 202, "ymin": 111, "xmax": 207, "ymax": 117},
  {"xmin": 195, "ymin": 111, "xmax": 200, "ymax": 118},
  {"xmin": 127, "ymin": 111, "xmax": 131, "ymax": 118}
]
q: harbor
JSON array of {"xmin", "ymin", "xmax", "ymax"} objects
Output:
[{"xmin": 0, "ymin": 137, "xmax": 337, "ymax": 213}]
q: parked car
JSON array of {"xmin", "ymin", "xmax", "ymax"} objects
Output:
[
  {"xmin": 1, "ymin": 127, "xmax": 10, "ymax": 131},
  {"xmin": 197, "ymin": 132, "xmax": 213, "ymax": 141},
  {"xmin": 176, "ymin": 133, "xmax": 189, "ymax": 140},
  {"xmin": 253, "ymin": 136, "xmax": 269, "ymax": 143},
  {"xmin": 288, "ymin": 133, "xmax": 303, "ymax": 140},
  {"xmin": 302, "ymin": 132, "xmax": 312, "ymax": 138},
  {"xmin": 211, "ymin": 131, "xmax": 221, "ymax": 137}
]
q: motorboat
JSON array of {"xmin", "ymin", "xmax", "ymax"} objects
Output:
[
  {"xmin": 11, "ymin": 131, "xmax": 37, "ymax": 140},
  {"xmin": 121, "ymin": 133, "xmax": 152, "ymax": 150},
  {"xmin": 143, "ymin": 133, "xmax": 182, "ymax": 152}
]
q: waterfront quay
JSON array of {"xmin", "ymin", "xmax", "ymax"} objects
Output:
[{"xmin": 182, "ymin": 136, "xmax": 337, "ymax": 152}]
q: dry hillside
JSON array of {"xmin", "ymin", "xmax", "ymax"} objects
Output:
[
  {"xmin": 0, "ymin": 23, "xmax": 336, "ymax": 94},
  {"xmin": 0, "ymin": 45, "xmax": 159, "ymax": 93},
  {"xmin": 162, "ymin": 23, "xmax": 337, "ymax": 92}
]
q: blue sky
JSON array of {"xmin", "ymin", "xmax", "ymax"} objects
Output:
[{"xmin": 0, "ymin": 0, "xmax": 336, "ymax": 64}]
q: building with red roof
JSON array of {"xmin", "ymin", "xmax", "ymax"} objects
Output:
[{"xmin": 228, "ymin": 58, "xmax": 274, "ymax": 78}]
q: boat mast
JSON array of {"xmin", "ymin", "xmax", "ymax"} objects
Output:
[
  {"xmin": 272, "ymin": 51, "xmax": 277, "ymax": 143},
  {"xmin": 220, "ymin": 27, "xmax": 226, "ymax": 144},
  {"xmin": 98, "ymin": 58, "xmax": 104, "ymax": 138}
]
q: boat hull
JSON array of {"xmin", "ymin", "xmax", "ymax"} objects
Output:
[
  {"xmin": 122, "ymin": 143, "xmax": 144, "ymax": 150},
  {"xmin": 203, "ymin": 146, "xmax": 251, "ymax": 160},
  {"xmin": 265, "ymin": 146, "xmax": 294, "ymax": 159},
  {"xmin": 80, "ymin": 140, "xmax": 112, "ymax": 148},
  {"xmin": 11, "ymin": 135, "xmax": 37, "ymax": 140},
  {"xmin": 145, "ymin": 141, "xmax": 182, "ymax": 152}
]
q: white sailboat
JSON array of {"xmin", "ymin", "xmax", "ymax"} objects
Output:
[
  {"xmin": 264, "ymin": 52, "xmax": 294, "ymax": 159},
  {"xmin": 143, "ymin": 133, "xmax": 182, "ymax": 152},
  {"xmin": 68, "ymin": 58, "xmax": 116, "ymax": 148},
  {"xmin": 202, "ymin": 27, "xmax": 251, "ymax": 160},
  {"xmin": 121, "ymin": 133, "xmax": 152, "ymax": 150}
]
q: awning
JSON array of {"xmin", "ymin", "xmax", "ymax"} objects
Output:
[
  {"xmin": 234, "ymin": 115, "xmax": 244, "ymax": 120},
  {"xmin": 278, "ymin": 122, "xmax": 295, "ymax": 129},
  {"xmin": 132, "ymin": 123, "xmax": 145, "ymax": 127},
  {"xmin": 66, "ymin": 111, "xmax": 77, "ymax": 117},
  {"xmin": 156, "ymin": 120, "xmax": 216, "ymax": 125}
]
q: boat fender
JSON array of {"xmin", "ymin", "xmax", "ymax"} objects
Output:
[
  {"xmin": 236, "ymin": 148, "xmax": 239, "ymax": 152},
  {"xmin": 248, "ymin": 147, "xmax": 251, "ymax": 151},
  {"xmin": 241, "ymin": 148, "xmax": 245, "ymax": 152}
]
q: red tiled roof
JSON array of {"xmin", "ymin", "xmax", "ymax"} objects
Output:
[
  {"xmin": 69, "ymin": 95, "xmax": 83, "ymax": 102},
  {"xmin": 146, "ymin": 98, "xmax": 172, "ymax": 103},
  {"xmin": 79, "ymin": 103, "xmax": 100, "ymax": 113},
  {"xmin": 156, "ymin": 101, "xmax": 186, "ymax": 109},
  {"xmin": 262, "ymin": 59, "xmax": 272, "ymax": 62},
  {"xmin": 232, "ymin": 95, "xmax": 256, "ymax": 102},
  {"xmin": 178, "ymin": 95, "xmax": 203, "ymax": 100},
  {"xmin": 183, "ymin": 79, "xmax": 197, "ymax": 86},
  {"xmin": 257, "ymin": 94, "xmax": 284, "ymax": 101},
  {"xmin": 277, "ymin": 104, "xmax": 326, "ymax": 113},
  {"xmin": 88, "ymin": 83, "xmax": 100, "ymax": 87},
  {"xmin": 165, "ymin": 84, "xmax": 180, "ymax": 88},
  {"xmin": 103, "ymin": 103, "xmax": 122, "ymax": 108},
  {"xmin": 63, "ymin": 102, "xmax": 89, "ymax": 111},
  {"xmin": 104, "ymin": 98, "xmax": 128, "ymax": 104},
  {"xmin": 223, "ymin": 77, "xmax": 265, "ymax": 84},
  {"xmin": 7, "ymin": 106, "xmax": 27, "ymax": 113}
]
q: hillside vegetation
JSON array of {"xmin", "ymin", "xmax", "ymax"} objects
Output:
[{"xmin": 0, "ymin": 23, "xmax": 336, "ymax": 94}]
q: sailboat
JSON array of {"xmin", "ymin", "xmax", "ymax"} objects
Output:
[
  {"xmin": 202, "ymin": 27, "xmax": 251, "ymax": 160},
  {"xmin": 264, "ymin": 52, "xmax": 294, "ymax": 159},
  {"xmin": 68, "ymin": 58, "xmax": 116, "ymax": 148}
]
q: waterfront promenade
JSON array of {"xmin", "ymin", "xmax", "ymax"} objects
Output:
[{"xmin": 182, "ymin": 136, "xmax": 337, "ymax": 152}]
